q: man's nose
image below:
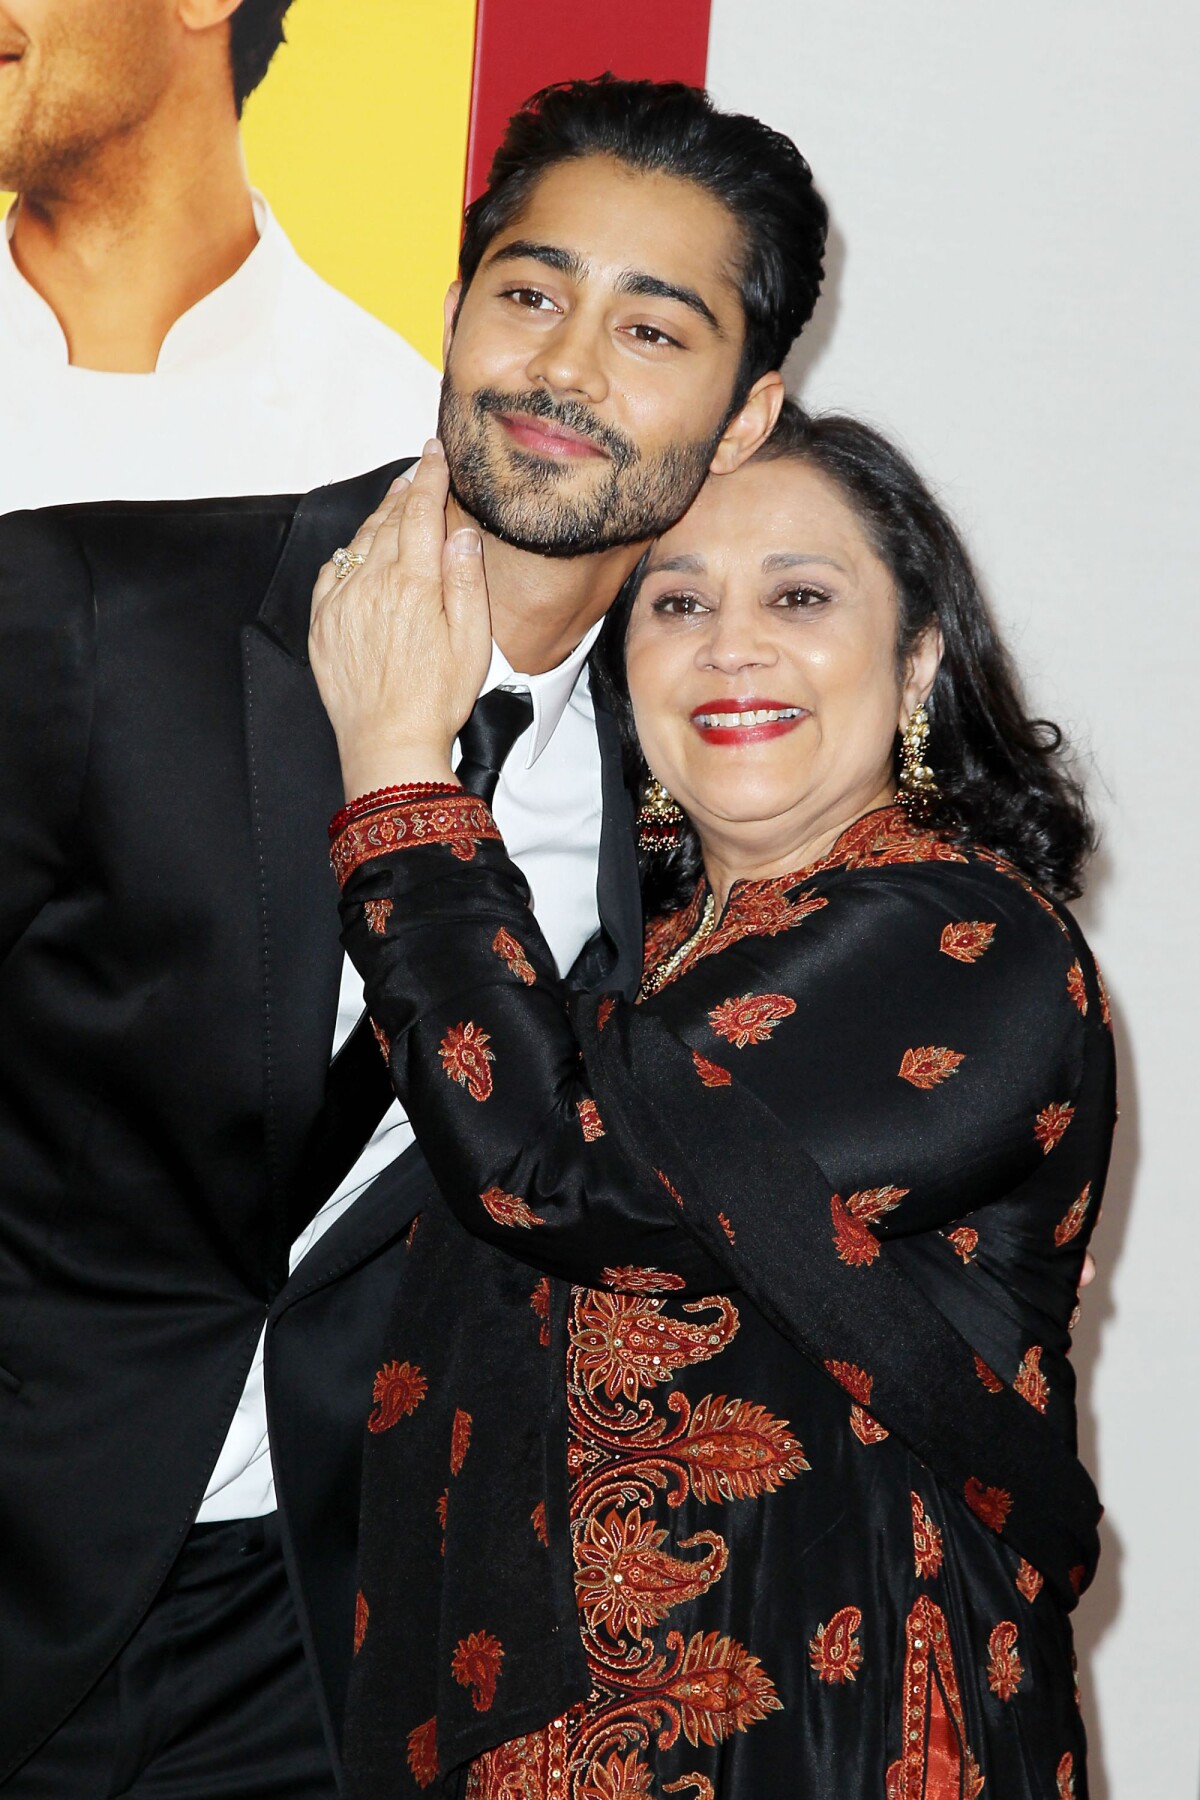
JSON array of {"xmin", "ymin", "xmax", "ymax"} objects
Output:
[{"xmin": 526, "ymin": 315, "xmax": 608, "ymax": 404}]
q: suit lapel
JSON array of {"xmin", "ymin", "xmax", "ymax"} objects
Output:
[
  {"xmin": 592, "ymin": 687, "xmax": 643, "ymax": 1000},
  {"xmin": 242, "ymin": 458, "xmax": 416, "ymax": 1261}
]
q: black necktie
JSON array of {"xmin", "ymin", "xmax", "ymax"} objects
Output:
[
  {"xmin": 288, "ymin": 687, "xmax": 535, "ymax": 1238},
  {"xmin": 455, "ymin": 687, "xmax": 534, "ymax": 803}
]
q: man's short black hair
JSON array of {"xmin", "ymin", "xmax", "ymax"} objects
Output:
[
  {"xmin": 459, "ymin": 76, "xmax": 828, "ymax": 396},
  {"xmin": 230, "ymin": 0, "xmax": 293, "ymax": 117}
]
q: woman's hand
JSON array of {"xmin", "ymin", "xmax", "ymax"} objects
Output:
[{"xmin": 309, "ymin": 441, "xmax": 492, "ymax": 800}]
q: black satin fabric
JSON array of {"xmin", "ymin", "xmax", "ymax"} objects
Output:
[{"xmin": 339, "ymin": 803, "xmax": 1114, "ymax": 1799}]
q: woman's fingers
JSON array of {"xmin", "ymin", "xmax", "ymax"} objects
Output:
[
  {"xmin": 312, "ymin": 472, "xmax": 411, "ymax": 608},
  {"xmin": 383, "ymin": 440, "xmax": 450, "ymax": 579},
  {"xmin": 442, "ymin": 528, "xmax": 492, "ymax": 703}
]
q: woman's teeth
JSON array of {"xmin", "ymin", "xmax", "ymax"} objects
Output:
[{"xmin": 694, "ymin": 707, "xmax": 802, "ymax": 728}]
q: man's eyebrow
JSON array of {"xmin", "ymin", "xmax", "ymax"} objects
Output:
[
  {"xmin": 485, "ymin": 240, "xmax": 586, "ymax": 280},
  {"xmin": 761, "ymin": 551, "xmax": 849, "ymax": 574},
  {"xmin": 617, "ymin": 271, "xmax": 721, "ymax": 333}
]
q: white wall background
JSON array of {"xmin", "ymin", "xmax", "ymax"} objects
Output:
[{"xmin": 705, "ymin": 4, "xmax": 1199, "ymax": 1794}]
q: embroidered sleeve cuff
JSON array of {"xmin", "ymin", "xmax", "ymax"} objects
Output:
[{"xmin": 331, "ymin": 793, "xmax": 503, "ymax": 887}]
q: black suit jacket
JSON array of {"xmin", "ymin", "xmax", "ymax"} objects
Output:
[{"xmin": 0, "ymin": 463, "xmax": 642, "ymax": 1779}]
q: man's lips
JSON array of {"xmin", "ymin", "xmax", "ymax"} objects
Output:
[
  {"xmin": 689, "ymin": 699, "xmax": 809, "ymax": 744},
  {"xmin": 497, "ymin": 411, "xmax": 608, "ymax": 460}
]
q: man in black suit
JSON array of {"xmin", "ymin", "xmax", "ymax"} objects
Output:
[{"xmin": 0, "ymin": 78, "xmax": 826, "ymax": 1796}]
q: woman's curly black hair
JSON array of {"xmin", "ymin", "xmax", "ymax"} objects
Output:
[{"xmin": 592, "ymin": 402, "xmax": 1096, "ymax": 914}]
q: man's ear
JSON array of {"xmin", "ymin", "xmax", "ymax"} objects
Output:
[
  {"xmin": 900, "ymin": 623, "xmax": 945, "ymax": 725},
  {"xmin": 707, "ymin": 371, "xmax": 786, "ymax": 476},
  {"xmin": 442, "ymin": 281, "xmax": 463, "ymax": 367}
]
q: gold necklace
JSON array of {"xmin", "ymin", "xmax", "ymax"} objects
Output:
[{"xmin": 638, "ymin": 890, "xmax": 717, "ymax": 1001}]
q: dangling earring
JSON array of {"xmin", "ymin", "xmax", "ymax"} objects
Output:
[
  {"xmin": 898, "ymin": 702, "xmax": 939, "ymax": 813},
  {"xmin": 637, "ymin": 776, "xmax": 686, "ymax": 852}
]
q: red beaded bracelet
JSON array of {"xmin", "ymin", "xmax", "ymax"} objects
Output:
[{"xmin": 327, "ymin": 781, "xmax": 461, "ymax": 841}]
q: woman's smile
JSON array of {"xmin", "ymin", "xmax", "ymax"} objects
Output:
[{"xmin": 689, "ymin": 698, "xmax": 809, "ymax": 744}]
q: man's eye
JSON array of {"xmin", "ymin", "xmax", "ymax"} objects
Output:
[
  {"xmin": 651, "ymin": 591, "xmax": 708, "ymax": 616},
  {"xmin": 627, "ymin": 324, "xmax": 681, "ymax": 348},
  {"xmin": 505, "ymin": 288, "xmax": 557, "ymax": 312}
]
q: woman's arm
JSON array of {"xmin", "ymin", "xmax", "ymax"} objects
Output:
[{"xmin": 335, "ymin": 799, "xmax": 726, "ymax": 1292}]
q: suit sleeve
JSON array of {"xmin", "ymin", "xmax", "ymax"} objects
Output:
[{"xmin": 0, "ymin": 510, "xmax": 95, "ymax": 961}]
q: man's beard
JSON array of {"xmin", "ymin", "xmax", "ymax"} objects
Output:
[{"xmin": 438, "ymin": 379, "xmax": 727, "ymax": 558}]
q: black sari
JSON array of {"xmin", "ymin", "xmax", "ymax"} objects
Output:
[{"xmin": 335, "ymin": 799, "xmax": 1113, "ymax": 1800}]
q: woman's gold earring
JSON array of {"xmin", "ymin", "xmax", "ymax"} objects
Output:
[
  {"xmin": 637, "ymin": 777, "xmax": 686, "ymax": 852},
  {"xmin": 898, "ymin": 702, "xmax": 939, "ymax": 813}
]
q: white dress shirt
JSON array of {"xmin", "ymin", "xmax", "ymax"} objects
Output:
[
  {"xmin": 199, "ymin": 623, "xmax": 607, "ymax": 1519},
  {"xmin": 0, "ymin": 192, "xmax": 441, "ymax": 512}
]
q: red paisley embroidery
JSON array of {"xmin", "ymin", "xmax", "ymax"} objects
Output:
[
  {"xmin": 1055, "ymin": 1182, "xmax": 1093, "ymax": 1246},
  {"xmin": 809, "ymin": 1605, "xmax": 863, "ymax": 1683},
  {"xmin": 964, "ymin": 1478, "xmax": 1012, "ymax": 1533},
  {"xmin": 824, "ymin": 1360, "xmax": 874, "ymax": 1405},
  {"xmin": 974, "ymin": 1354, "xmax": 1004, "ymax": 1393},
  {"xmin": 578, "ymin": 1750, "xmax": 656, "ymax": 1799},
  {"xmin": 846, "ymin": 1184, "xmax": 908, "ymax": 1222},
  {"xmin": 885, "ymin": 1596, "xmax": 982, "ymax": 1800},
  {"xmin": 439, "ymin": 1021, "xmax": 495, "ymax": 1101},
  {"xmin": 947, "ymin": 1226, "xmax": 979, "ymax": 1263},
  {"xmin": 331, "ymin": 793, "xmax": 500, "ymax": 885},
  {"xmin": 1096, "ymin": 966, "xmax": 1113, "ymax": 1029},
  {"xmin": 707, "ymin": 992, "xmax": 796, "ymax": 1048},
  {"xmin": 660, "ymin": 1630, "xmax": 782, "ymax": 1745},
  {"xmin": 850, "ymin": 1404, "xmax": 890, "ymax": 1445},
  {"xmin": 912, "ymin": 1493, "xmax": 944, "ymax": 1579},
  {"xmin": 596, "ymin": 994, "xmax": 616, "ymax": 1031},
  {"xmin": 1057, "ymin": 1751, "xmax": 1077, "ymax": 1798},
  {"xmin": 1066, "ymin": 960, "xmax": 1088, "ymax": 1015},
  {"xmin": 407, "ymin": 1716, "xmax": 438, "ymax": 1790},
  {"xmin": 367, "ymin": 1360, "xmax": 428, "ymax": 1433},
  {"xmin": 1035, "ymin": 1101, "xmax": 1075, "ymax": 1153},
  {"xmin": 831, "ymin": 1194, "xmax": 882, "ymax": 1267},
  {"xmin": 656, "ymin": 1169, "xmax": 685, "ymax": 1209},
  {"xmin": 898, "ymin": 1045, "xmax": 965, "ymax": 1089},
  {"xmin": 480, "ymin": 1185, "xmax": 546, "ymax": 1229},
  {"xmin": 530, "ymin": 1277, "xmax": 552, "ymax": 1347},
  {"xmin": 492, "ymin": 925, "xmax": 537, "ymax": 985},
  {"xmin": 575, "ymin": 1505, "xmax": 728, "ymax": 1640},
  {"xmin": 717, "ymin": 1212, "xmax": 736, "ymax": 1245},
  {"xmin": 692, "ymin": 1050, "xmax": 732, "ymax": 1088},
  {"xmin": 940, "ymin": 920, "xmax": 996, "ymax": 962},
  {"xmin": 363, "ymin": 897, "xmax": 393, "ymax": 936},
  {"xmin": 1016, "ymin": 1558, "xmax": 1044, "ymax": 1603},
  {"xmin": 987, "ymin": 1620, "xmax": 1024, "ymax": 1700},
  {"xmin": 370, "ymin": 1017, "xmax": 390, "ymax": 1062},
  {"xmin": 353, "ymin": 1588, "xmax": 369, "ymax": 1654},
  {"xmin": 670, "ymin": 1394, "xmax": 808, "ymax": 1502},
  {"xmin": 603, "ymin": 1266, "xmax": 687, "ymax": 1294},
  {"xmin": 578, "ymin": 1098, "xmax": 606, "ymax": 1141},
  {"xmin": 530, "ymin": 1501, "xmax": 549, "ymax": 1547},
  {"xmin": 451, "ymin": 1630, "xmax": 504, "ymax": 1712},
  {"xmin": 573, "ymin": 1292, "xmax": 739, "ymax": 1404},
  {"xmin": 450, "ymin": 1408, "xmax": 472, "ymax": 1475},
  {"xmin": 1014, "ymin": 1345, "xmax": 1049, "ymax": 1413}
]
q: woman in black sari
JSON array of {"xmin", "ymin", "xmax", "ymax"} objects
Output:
[{"xmin": 311, "ymin": 405, "xmax": 1113, "ymax": 1799}]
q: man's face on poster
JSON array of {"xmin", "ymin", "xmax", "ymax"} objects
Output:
[
  {"xmin": 0, "ymin": 0, "xmax": 174, "ymax": 193},
  {"xmin": 438, "ymin": 154, "xmax": 752, "ymax": 558}
]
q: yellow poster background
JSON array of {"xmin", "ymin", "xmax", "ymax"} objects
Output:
[
  {"xmin": 242, "ymin": 0, "xmax": 475, "ymax": 368},
  {"xmin": 1, "ymin": 0, "xmax": 475, "ymax": 371}
]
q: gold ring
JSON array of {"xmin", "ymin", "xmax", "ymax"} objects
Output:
[{"xmin": 331, "ymin": 547, "xmax": 365, "ymax": 580}]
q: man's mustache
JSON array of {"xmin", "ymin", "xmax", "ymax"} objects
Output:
[{"xmin": 472, "ymin": 387, "xmax": 639, "ymax": 471}]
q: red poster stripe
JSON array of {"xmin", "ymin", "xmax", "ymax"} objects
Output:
[{"xmin": 466, "ymin": 0, "xmax": 712, "ymax": 202}]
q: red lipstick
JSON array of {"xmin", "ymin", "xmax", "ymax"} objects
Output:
[{"xmin": 689, "ymin": 698, "xmax": 808, "ymax": 745}]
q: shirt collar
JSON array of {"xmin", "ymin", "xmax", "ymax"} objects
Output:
[
  {"xmin": 0, "ymin": 189, "xmax": 285, "ymax": 370},
  {"xmin": 482, "ymin": 616, "xmax": 604, "ymax": 767}
]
